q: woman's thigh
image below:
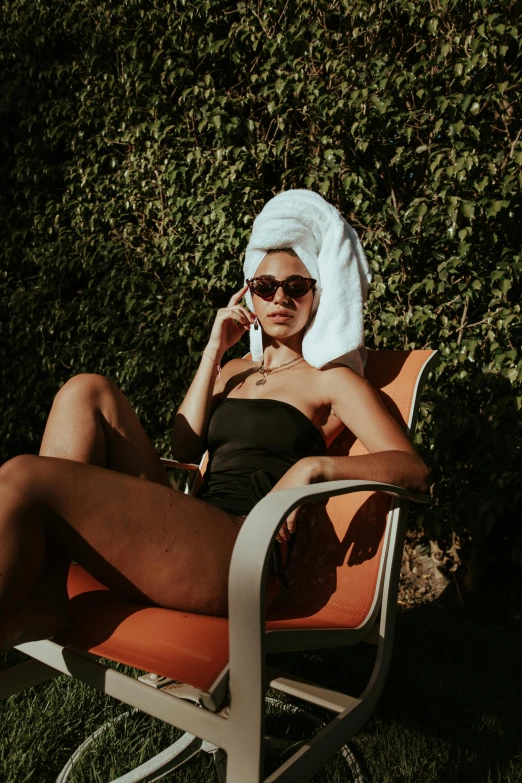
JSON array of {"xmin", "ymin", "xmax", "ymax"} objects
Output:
[{"xmin": 8, "ymin": 455, "xmax": 240, "ymax": 616}]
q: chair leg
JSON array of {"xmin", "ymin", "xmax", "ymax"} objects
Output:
[
  {"xmin": 225, "ymin": 696, "xmax": 368, "ymax": 783},
  {"xmin": 200, "ymin": 742, "xmax": 227, "ymax": 783},
  {"xmin": 55, "ymin": 710, "xmax": 203, "ymax": 783},
  {"xmin": 262, "ymin": 697, "xmax": 368, "ymax": 783},
  {"xmin": 54, "ymin": 695, "xmax": 367, "ymax": 783}
]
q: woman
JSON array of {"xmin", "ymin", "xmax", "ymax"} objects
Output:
[{"xmin": 0, "ymin": 197, "xmax": 429, "ymax": 653}]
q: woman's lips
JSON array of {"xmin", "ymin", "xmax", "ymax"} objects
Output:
[{"xmin": 268, "ymin": 314, "xmax": 292, "ymax": 323}]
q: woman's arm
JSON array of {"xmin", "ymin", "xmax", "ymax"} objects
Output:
[
  {"xmin": 315, "ymin": 365, "xmax": 430, "ymax": 492},
  {"xmin": 169, "ymin": 350, "xmax": 223, "ymax": 463},
  {"xmin": 313, "ymin": 450, "xmax": 430, "ymax": 493},
  {"xmin": 271, "ymin": 366, "xmax": 430, "ymax": 542},
  {"xmin": 170, "ymin": 285, "xmax": 255, "ymax": 463}
]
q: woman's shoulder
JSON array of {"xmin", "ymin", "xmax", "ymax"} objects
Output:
[{"xmin": 316, "ymin": 362, "xmax": 371, "ymax": 404}]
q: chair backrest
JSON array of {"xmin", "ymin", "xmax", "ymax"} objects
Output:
[{"xmin": 268, "ymin": 349, "xmax": 436, "ymax": 627}]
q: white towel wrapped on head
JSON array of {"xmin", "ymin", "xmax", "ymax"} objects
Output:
[{"xmin": 243, "ymin": 189, "xmax": 372, "ymax": 375}]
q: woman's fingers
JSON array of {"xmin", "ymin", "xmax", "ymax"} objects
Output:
[
  {"xmin": 207, "ymin": 286, "xmax": 253, "ymax": 355},
  {"xmin": 276, "ymin": 522, "xmax": 289, "ymax": 543},
  {"xmin": 224, "ymin": 287, "xmax": 254, "ymax": 331},
  {"xmin": 207, "ymin": 284, "xmax": 256, "ymax": 354},
  {"xmin": 233, "ymin": 305, "xmax": 254, "ymax": 324},
  {"xmin": 287, "ymin": 514, "xmax": 297, "ymax": 535},
  {"xmin": 228, "ymin": 284, "xmax": 249, "ymax": 307},
  {"xmin": 276, "ymin": 510, "xmax": 298, "ymax": 542},
  {"xmin": 221, "ymin": 305, "xmax": 254, "ymax": 328}
]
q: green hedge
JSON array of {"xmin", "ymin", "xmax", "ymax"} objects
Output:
[{"xmin": 1, "ymin": 0, "xmax": 521, "ymax": 556}]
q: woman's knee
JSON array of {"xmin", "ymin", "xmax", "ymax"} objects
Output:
[
  {"xmin": 0, "ymin": 454, "xmax": 43, "ymax": 502},
  {"xmin": 54, "ymin": 373, "xmax": 118, "ymax": 409}
]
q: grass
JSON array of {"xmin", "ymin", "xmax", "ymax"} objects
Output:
[{"xmin": 1, "ymin": 579, "xmax": 521, "ymax": 783}]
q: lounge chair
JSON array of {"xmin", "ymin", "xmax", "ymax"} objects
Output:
[{"xmin": 0, "ymin": 349, "xmax": 437, "ymax": 782}]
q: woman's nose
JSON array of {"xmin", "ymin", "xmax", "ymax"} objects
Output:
[{"xmin": 272, "ymin": 284, "xmax": 288, "ymax": 303}]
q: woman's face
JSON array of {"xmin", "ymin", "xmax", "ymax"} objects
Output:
[{"xmin": 251, "ymin": 251, "xmax": 315, "ymax": 341}]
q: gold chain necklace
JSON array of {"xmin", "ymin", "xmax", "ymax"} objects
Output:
[{"xmin": 256, "ymin": 355, "xmax": 304, "ymax": 386}]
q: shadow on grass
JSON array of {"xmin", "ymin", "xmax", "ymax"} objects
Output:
[{"xmin": 367, "ymin": 581, "xmax": 522, "ymax": 782}]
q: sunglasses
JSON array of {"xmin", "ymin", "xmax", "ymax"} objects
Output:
[{"xmin": 246, "ymin": 275, "xmax": 316, "ymax": 300}]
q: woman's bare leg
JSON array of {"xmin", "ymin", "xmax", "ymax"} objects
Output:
[
  {"xmin": 1, "ymin": 373, "xmax": 177, "ymax": 650},
  {"xmin": 39, "ymin": 373, "xmax": 172, "ymax": 485},
  {"xmin": 0, "ymin": 454, "xmax": 241, "ymax": 650}
]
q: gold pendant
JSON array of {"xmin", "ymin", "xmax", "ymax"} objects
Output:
[{"xmin": 256, "ymin": 377, "xmax": 267, "ymax": 386}]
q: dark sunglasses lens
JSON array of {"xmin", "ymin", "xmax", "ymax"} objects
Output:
[
  {"xmin": 252, "ymin": 280, "xmax": 277, "ymax": 298},
  {"xmin": 284, "ymin": 279, "xmax": 311, "ymax": 298}
]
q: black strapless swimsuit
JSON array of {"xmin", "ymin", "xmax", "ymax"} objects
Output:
[
  {"xmin": 195, "ymin": 398, "xmax": 327, "ymax": 585},
  {"xmin": 196, "ymin": 398, "xmax": 326, "ymax": 514}
]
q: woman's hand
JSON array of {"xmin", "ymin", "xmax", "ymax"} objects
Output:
[
  {"xmin": 204, "ymin": 284, "xmax": 255, "ymax": 360},
  {"xmin": 269, "ymin": 457, "xmax": 329, "ymax": 543}
]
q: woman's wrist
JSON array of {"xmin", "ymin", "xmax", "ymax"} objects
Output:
[
  {"xmin": 200, "ymin": 351, "xmax": 222, "ymax": 380},
  {"xmin": 202, "ymin": 342, "xmax": 224, "ymax": 364}
]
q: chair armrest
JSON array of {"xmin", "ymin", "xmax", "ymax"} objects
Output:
[
  {"xmin": 228, "ymin": 480, "xmax": 429, "ymax": 675},
  {"xmin": 160, "ymin": 458, "xmax": 199, "ymax": 471},
  {"xmin": 230, "ymin": 478, "xmax": 428, "ymax": 604}
]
